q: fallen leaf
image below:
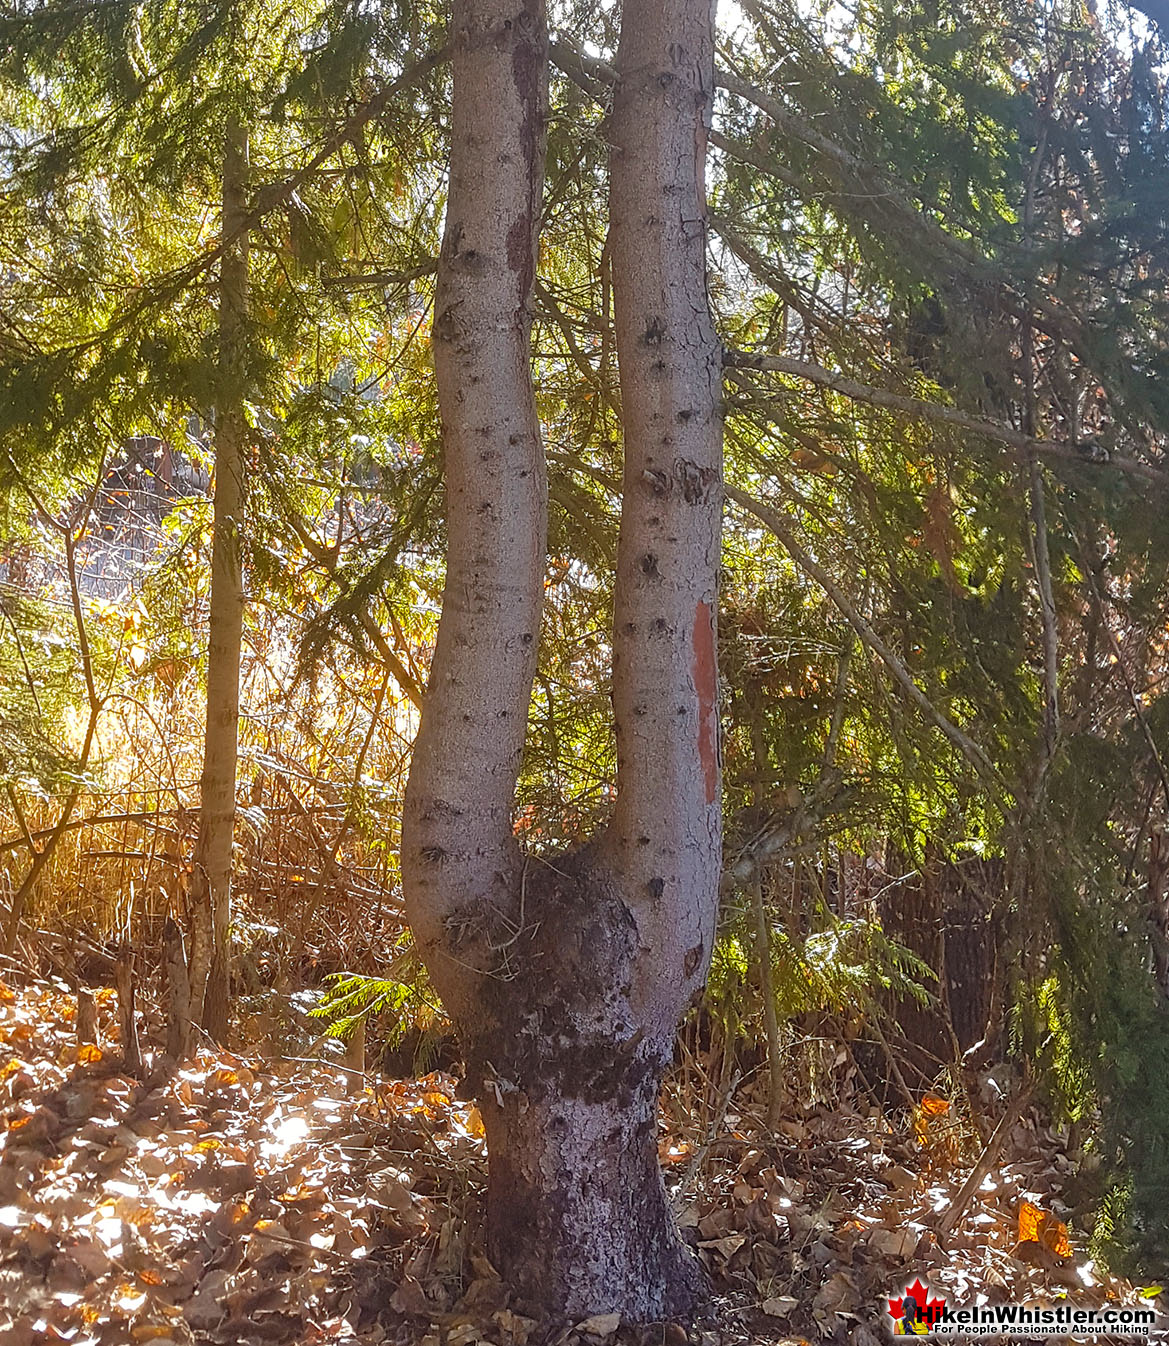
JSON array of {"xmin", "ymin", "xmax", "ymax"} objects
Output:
[
  {"xmin": 390, "ymin": 1273, "xmax": 431, "ymax": 1316},
  {"xmin": 698, "ymin": 1234, "xmax": 747, "ymax": 1259},
  {"xmin": 1018, "ymin": 1200, "xmax": 1071, "ymax": 1258},
  {"xmin": 577, "ymin": 1312, "xmax": 621, "ymax": 1337}
]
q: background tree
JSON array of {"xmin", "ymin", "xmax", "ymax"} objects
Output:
[
  {"xmin": 187, "ymin": 113, "xmax": 249, "ymax": 1045},
  {"xmin": 0, "ymin": 0, "xmax": 447, "ymax": 1025}
]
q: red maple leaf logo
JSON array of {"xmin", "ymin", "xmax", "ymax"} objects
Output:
[{"xmin": 888, "ymin": 1279, "xmax": 947, "ymax": 1332}]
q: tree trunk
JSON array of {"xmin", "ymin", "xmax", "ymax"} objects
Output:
[
  {"xmin": 599, "ymin": 0, "xmax": 724, "ymax": 1303},
  {"xmin": 482, "ymin": 997, "xmax": 702, "ymax": 1316},
  {"xmin": 188, "ymin": 118, "xmax": 248, "ymax": 1045},
  {"xmin": 401, "ymin": 0, "xmax": 549, "ymax": 997},
  {"xmin": 401, "ymin": 0, "xmax": 721, "ymax": 1322},
  {"xmin": 114, "ymin": 944, "xmax": 142, "ymax": 1076},
  {"xmin": 750, "ymin": 874, "xmax": 785, "ymax": 1129},
  {"xmin": 1148, "ymin": 825, "xmax": 1169, "ymax": 997}
]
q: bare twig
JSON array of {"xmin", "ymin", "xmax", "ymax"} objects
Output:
[
  {"xmin": 935, "ymin": 1083, "xmax": 1034, "ymax": 1239},
  {"xmin": 722, "ymin": 353, "xmax": 1164, "ymax": 486},
  {"xmin": 4, "ymin": 523, "xmax": 106, "ymax": 953},
  {"xmin": 726, "ymin": 483, "xmax": 1003, "ymax": 791}
]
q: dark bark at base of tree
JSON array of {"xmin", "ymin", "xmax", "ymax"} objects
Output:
[
  {"xmin": 202, "ymin": 952, "xmax": 230, "ymax": 1042},
  {"xmin": 162, "ymin": 916, "xmax": 192, "ymax": 1059},
  {"xmin": 76, "ymin": 986, "xmax": 97, "ymax": 1045},
  {"xmin": 430, "ymin": 858, "xmax": 708, "ymax": 1322},
  {"xmin": 114, "ymin": 945, "xmax": 142, "ymax": 1076},
  {"xmin": 482, "ymin": 1063, "xmax": 706, "ymax": 1321}
]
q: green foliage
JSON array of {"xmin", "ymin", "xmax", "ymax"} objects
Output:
[
  {"xmin": 0, "ymin": 584, "xmax": 77, "ymax": 790},
  {"xmin": 778, "ymin": 918, "xmax": 936, "ymax": 1019},
  {"xmin": 1004, "ymin": 823, "xmax": 1169, "ymax": 1270},
  {"xmin": 707, "ymin": 903, "xmax": 935, "ymax": 1038},
  {"xmin": 1064, "ymin": 932, "xmax": 1169, "ymax": 1270},
  {"xmin": 307, "ymin": 947, "xmax": 439, "ymax": 1046},
  {"xmin": 308, "ymin": 971, "xmax": 412, "ymax": 1041},
  {"xmin": 1015, "ymin": 973, "xmax": 1094, "ymax": 1125}
]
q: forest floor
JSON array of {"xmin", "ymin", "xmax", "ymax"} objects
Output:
[{"xmin": 0, "ymin": 979, "xmax": 1163, "ymax": 1346}]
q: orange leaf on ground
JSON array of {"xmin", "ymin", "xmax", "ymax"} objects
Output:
[{"xmin": 1018, "ymin": 1200, "xmax": 1071, "ymax": 1258}]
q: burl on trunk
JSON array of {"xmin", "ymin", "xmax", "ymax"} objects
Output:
[{"xmin": 401, "ymin": 0, "xmax": 722, "ymax": 1321}]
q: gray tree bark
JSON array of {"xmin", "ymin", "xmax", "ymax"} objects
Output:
[
  {"xmin": 401, "ymin": 0, "xmax": 722, "ymax": 1321},
  {"xmin": 187, "ymin": 118, "xmax": 248, "ymax": 1046}
]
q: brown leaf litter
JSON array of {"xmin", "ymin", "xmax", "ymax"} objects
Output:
[{"xmin": 0, "ymin": 980, "xmax": 1162, "ymax": 1345}]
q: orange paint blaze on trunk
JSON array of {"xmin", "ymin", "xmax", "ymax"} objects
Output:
[{"xmin": 692, "ymin": 600, "xmax": 718, "ymax": 805}]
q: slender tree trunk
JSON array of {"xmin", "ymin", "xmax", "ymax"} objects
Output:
[
  {"xmin": 114, "ymin": 944, "xmax": 142, "ymax": 1075},
  {"xmin": 750, "ymin": 874, "xmax": 785, "ymax": 1128},
  {"xmin": 1149, "ymin": 826, "xmax": 1169, "ymax": 997},
  {"xmin": 163, "ymin": 915, "xmax": 192, "ymax": 1059},
  {"xmin": 743, "ymin": 678, "xmax": 785, "ymax": 1128},
  {"xmin": 187, "ymin": 118, "xmax": 248, "ymax": 1045},
  {"xmin": 401, "ymin": 0, "xmax": 721, "ymax": 1321}
]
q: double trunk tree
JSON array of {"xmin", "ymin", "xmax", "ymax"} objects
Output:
[{"xmin": 402, "ymin": 0, "xmax": 723, "ymax": 1321}]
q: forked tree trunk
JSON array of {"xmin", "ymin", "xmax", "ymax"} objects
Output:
[
  {"xmin": 187, "ymin": 118, "xmax": 248, "ymax": 1045},
  {"xmin": 402, "ymin": 0, "xmax": 722, "ymax": 1322}
]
